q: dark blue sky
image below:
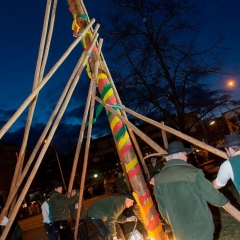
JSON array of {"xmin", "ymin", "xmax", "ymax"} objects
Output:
[{"xmin": 0, "ymin": 0, "xmax": 240, "ymax": 152}]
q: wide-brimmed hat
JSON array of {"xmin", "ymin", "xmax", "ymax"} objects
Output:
[
  {"xmin": 162, "ymin": 141, "xmax": 192, "ymax": 156},
  {"xmin": 217, "ymin": 133, "xmax": 240, "ymax": 148},
  {"xmin": 122, "ymin": 191, "xmax": 135, "ymax": 201}
]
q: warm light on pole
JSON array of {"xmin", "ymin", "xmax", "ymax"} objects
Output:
[{"xmin": 44, "ymin": 140, "xmax": 66, "ymax": 191}]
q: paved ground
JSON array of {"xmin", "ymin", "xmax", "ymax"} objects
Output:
[{"xmin": 22, "ymin": 216, "xmax": 147, "ymax": 240}]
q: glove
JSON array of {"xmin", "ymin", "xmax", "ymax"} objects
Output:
[
  {"xmin": 113, "ymin": 236, "xmax": 118, "ymax": 240},
  {"xmin": 126, "ymin": 216, "xmax": 138, "ymax": 222}
]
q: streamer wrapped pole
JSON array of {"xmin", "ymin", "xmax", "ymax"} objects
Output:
[{"xmin": 66, "ymin": 1, "xmax": 165, "ymax": 239}]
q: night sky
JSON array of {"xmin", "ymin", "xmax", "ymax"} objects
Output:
[{"xmin": 0, "ymin": 0, "xmax": 240, "ymax": 153}]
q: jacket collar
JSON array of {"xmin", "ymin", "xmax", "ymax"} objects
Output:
[{"xmin": 162, "ymin": 159, "xmax": 189, "ymax": 170}]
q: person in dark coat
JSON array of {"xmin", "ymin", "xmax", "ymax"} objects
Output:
[
  {"xmin": 114, "ymin": 171, "xmax": 128, "ymax": 194},
  {"xmin": 88, "ymin": 191, "xmax": 137, "ymax": 240},
  {"xmin": 154, "ymin": 141, "xmax": 228, "ymax": 240},
  {"xmin": 147, "ymin": 156, "xmax": 164, "ymax": 173},
  {"xmin": 48, "ymin": 181, "xmax": 78, "ymax": 240}
]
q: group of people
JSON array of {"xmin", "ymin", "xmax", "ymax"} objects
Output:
[{"xmin": 42, "ymin": 132, "xmax": 240, "ymax": 240}]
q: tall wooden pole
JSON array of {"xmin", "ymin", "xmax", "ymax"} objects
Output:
[
  {"xmin": 67, "ymin": 1, "xmax": 165, "ymax": 238},
  {"xmin": 74, "ymin": 67, "xmax": 98, "ymax": 240},
  {"xmin": 67, "ymin": 36, "xmax": 101, "ymax": 197},
  {"xmin": 7, "ymin": 0, "xmax": 53, "ymax": 215}
]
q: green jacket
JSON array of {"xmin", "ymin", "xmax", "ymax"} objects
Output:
[
  {"xmin": 88, "ymin": 195, "xmax": 127, "ymax": 237},
  {"xmin": 48, "ymin": 190, "xmax": 78, "ymax": 221},
  {"xmin": 148, "ymin": 160, "xmax": 164, "ymax": 173},
  {"xmin": 154, "ymin": 159, "xmax": 227, "ymax": 240},
  {"xmin": 69, "ymin": 200, "xmax": 87, "ymax": 221}
]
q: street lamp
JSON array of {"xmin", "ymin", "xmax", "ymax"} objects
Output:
[
  {"xmin": 44, "ymin": 140, "xmax": 66, "ymax": 191},
  {"xmin": 210, "ymin": 120, "xmax": 215, "ymax": 125},
  {"xmin": 225, "ymin": 79, "xmax": 235, "ymax": 110}
]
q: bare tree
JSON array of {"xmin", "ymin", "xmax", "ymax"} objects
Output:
[{"xmin": 102, "ymin": 0, "xmax": 234, "ymax": 134}]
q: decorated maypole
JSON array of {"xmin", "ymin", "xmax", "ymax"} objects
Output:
[{"xmin": 67, "ymin": 1, "xmax": 166, "ymax": 239}]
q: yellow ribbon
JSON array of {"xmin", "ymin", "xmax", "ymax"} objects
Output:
[
  {"xmin": 103, "ymin": 88, "xmax": 114, "ymax": 102},
  {"xmin": 96, "ymin": 73, "xmax": 108, "ymax": 84},
  {"xmin": 110, "ymin": 116, "xmax": 120, "ymax": 131},
  {"xmin": 126, "ymin": 156, "xmax": 138, "ymax": 173},
  {"xmin": 118, "ymin": 132, "xmax": 130, "ymax": 150}
]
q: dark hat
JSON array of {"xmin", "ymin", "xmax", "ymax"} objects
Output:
[
  {"xmin": 217, "ymin": 133, "xmax": 240, "ymax": 148},
  {"xmin": 122, "ymin": 191, "xmax": 135, "ymax": 200},
  {"xmin": 162, "ymin": 141, "xmax": 192, "ymax": 156},
  {"xmin": 52, "ymin": 181, "xmax": 62, "ymax": 189}
]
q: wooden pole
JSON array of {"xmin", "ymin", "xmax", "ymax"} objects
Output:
[
  {"xmin": 0, "ymin": 34, "xmax": 99, "ymax": 235},
  {"xmin": 67, "ymin": 79, "xmax": 94, "ymax": 197},
  {"xmin": 74, "ymin": 67, "xmax": 97, "ymax": 240},
  {"xmin": 39, "ymin": 0, "xmax": 58, "ymax": 79},
  {"xmin": 0, "ymin": 35, "xmax": 88, "ymax": 224},
  {"xmin": 78, "ymin": 0, "xmax": 150, "ymax": 178},
  {"xmin": 160, "ymin": 121, "xmax": 168, "ymax": 150},
  {"xmin": 67, "ymin": 37, "xmax": 103, "ymax": 198},
  {"xmin": 68, "ymin": 2, "xmax": 164, "ymax": 238},
  {"xmin": 0, "ymin": 19, "xmax": 95, "ymax": 139},
  {"xmin": 122, "ymin": 106, "xmax": 228, "ymax": 160},
  {"xmin": 95, "ymin": 97, "xmax": 167, "ymax": 155},
  {"xmin": 7, "ymin": 0, "xmax": 53, "ymax": 214}
]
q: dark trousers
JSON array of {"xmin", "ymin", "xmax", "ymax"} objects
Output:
[
  {"xmin": 73, "ymin": 219, "xmax": 88, "ymax": 240},
  {"xmin": 53, "ymin": 220, "xmax": 73, "ymax": 240},
  {"xmin": 90, "ymin": 218, "xmax": 113, "ymax": 240},
  {"xmin": 44, "ymin": 222, "xmax": 59, "ymax": 240}
]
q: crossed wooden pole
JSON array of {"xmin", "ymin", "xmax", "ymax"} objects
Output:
[{"xmin": 0, "ymin": 1, "xmax": 240, "ymax": 240}]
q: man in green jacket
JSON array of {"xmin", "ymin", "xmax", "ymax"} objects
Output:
[
  {"xmin": 147, "ymin": 156, "xmax": 164, "ymax": 174},
  {"xmin": 115, "ymin": 171, "xmax": 129, "ymax": 194},
  {"xmin": 154, "ymin": 141, "xmax": 228, "ymax": 240},
  {"xmin": 88, "ymin": 191, "xmax": 137, "ymax": 240},
  {"xmin": 48, "ymin": 181, "xmax": 78, "ymax": 240}
]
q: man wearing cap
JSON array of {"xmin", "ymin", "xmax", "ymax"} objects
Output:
[
  {"xmin": 213, "ymin": 133, "xmax": 240, "ymax": 192},
  {"xmin": 115, "ymin": 171, "xmax": 129, "ymax": 194},
  {"xmin": 154, "ymin": 141, "xmax": 228, "ymax": 240},
  {"xmin": 147, "ymin": 156, "xmax": 164, "ymax": 174},
  {"xmin": 88, "ymin": 191, "xmax": 137, "ymax": 240},
  {"xmin": 48, "ymin": 181, "xmax": 78, "ymax": 240}
]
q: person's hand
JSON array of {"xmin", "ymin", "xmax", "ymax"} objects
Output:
[
  {"xmin": 126, "ymin": 216, "xmax": 138, "ymax": 222},
  {"xmin": 113, "ymin": 236, "xmax": 118, "ymax": 240}
]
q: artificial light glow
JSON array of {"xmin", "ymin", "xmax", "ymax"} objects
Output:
[
  {"xmin": 210, "ymin": 121, "xmax": 215, "ymax": 125},
  {"xmin": 227, "ymin": 80, "xmax": 234, "ymax": 88},
  {"xmin": 94, "ymin": 174, "xmax": 98, "ymax": 178}
]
